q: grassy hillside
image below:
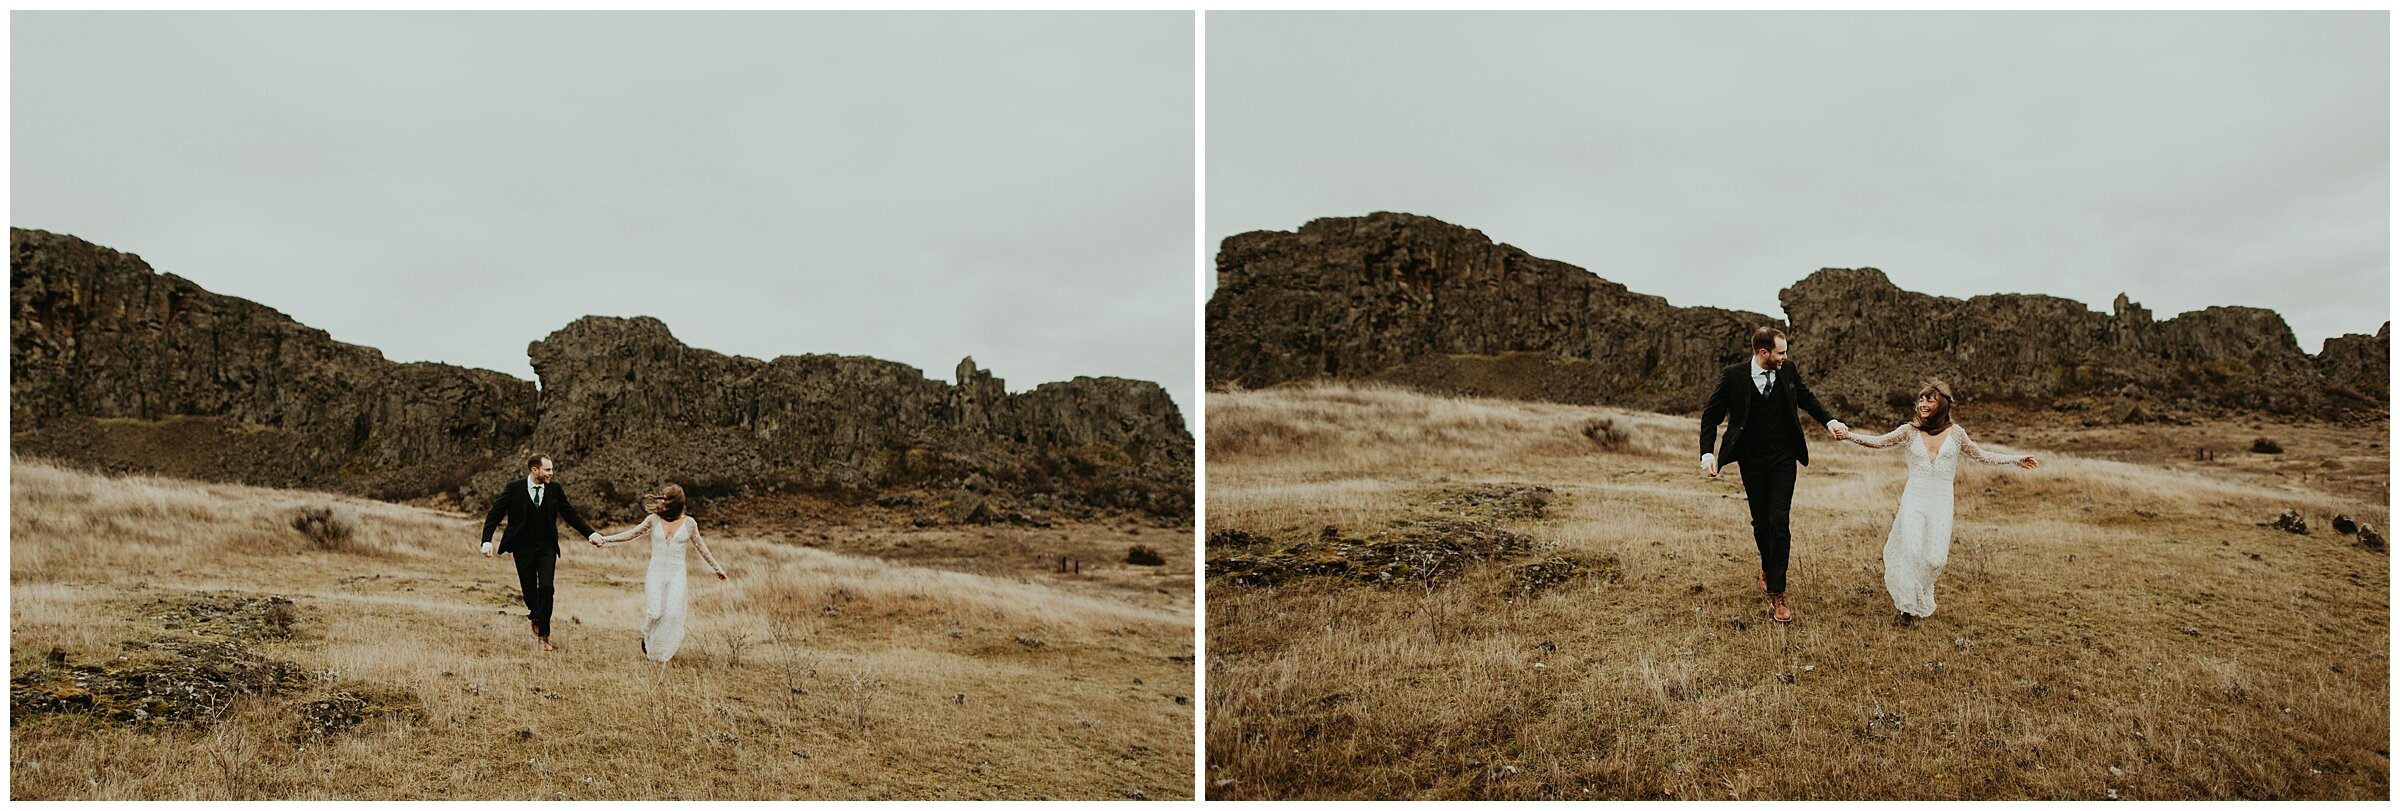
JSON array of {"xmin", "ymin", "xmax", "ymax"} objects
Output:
[
  {"xmin": 1204, "ymin": 382, "xmax": 2388, "ymax": 800},
  {"xmin": 10, "ymin": 459, "xmax": 1193, "ymax": 800}
]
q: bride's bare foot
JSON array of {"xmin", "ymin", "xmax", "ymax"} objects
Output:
[{"xmin": 539, "ymin": 636, "xmax": 555, "ymax": 652}]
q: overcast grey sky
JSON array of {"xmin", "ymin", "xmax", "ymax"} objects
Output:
[
  {"xmin": 15, "ymin": 11, "xmax": 1195, "ymax": 417},
  {"xmin": 1209, "ymin": 12, "xmax": 2388, "ymax": 355}
]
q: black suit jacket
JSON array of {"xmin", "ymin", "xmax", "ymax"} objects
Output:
[
  {"xmin": 481, "ymin": 478, "xmax": 598, "ymax": 555},
  {"xmin": 1700, "ymin": 361, "xmax": 1839, "ymax": 467}
]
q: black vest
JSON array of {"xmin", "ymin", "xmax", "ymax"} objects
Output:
[{"xmin": 1738, "ymin": 380, "xmax": 1801, "ymax": 462}]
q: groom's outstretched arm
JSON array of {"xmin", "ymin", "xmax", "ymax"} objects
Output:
[
  {"xmin": 1787, "ymin": 363, "xmax": 1844, "ymax": 434},
  {"xmin": 554, "ymin": 485, "xmax": 599, "ymax": 540}
]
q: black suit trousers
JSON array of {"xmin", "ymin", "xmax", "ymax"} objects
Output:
[
  {"xmin": 1736, "ymin": 454, "xmax": 1798, "ymax": 594},
  {"xmin": 515, "ymin": 550, "xmax": 558, "ymax": 638}
]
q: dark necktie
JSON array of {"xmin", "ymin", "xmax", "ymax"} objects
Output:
[
  {"xmin": 532, "ymin": 484, "xmax": 543, "ymax": 507},
  {"xmin": 1762, "ymin": 371, "xmax": 1775, "ymax": 395}
]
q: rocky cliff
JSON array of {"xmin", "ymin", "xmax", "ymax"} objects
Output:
[
  {"xmin": 497, "ymin": 315, "xmax": 1192, "ymax": 520},
  {"xmin": 1208, "ymin": 213, "xmax": 2387, "ymax": 422},
  {"xmin": 1208, "ymin": 212, "xmax": 1771, "ymax": 412},
  {"xmin": 11, "ymin": 228, "xmax": 1192, "ymax": 522},
  {"xmin": 11, "ymin": 228, "xmax": 535, "ymax": 497},
  {"xmin": 1778, "ymin": 268, "xmax": 2381, "ymax": 420}
]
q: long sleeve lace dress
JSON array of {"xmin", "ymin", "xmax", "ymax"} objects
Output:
[
  {"xmin": 596, "ymin": 513, "xmax": 725, "ymax": 662},
  {"xmin": 1843, "ymin": 424, "xmax": 2029, "ymax": 618}
]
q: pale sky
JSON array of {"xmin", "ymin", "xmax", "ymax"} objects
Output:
[
  {"xmin": 1208, "ymin": 12, "xmax": 2389, "ymax": 354},
  {"xmin": 14, "ymin": 11, "xmax": 1196, "ymax": 417}
]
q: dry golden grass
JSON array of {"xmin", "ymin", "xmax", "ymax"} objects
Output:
[
  {"xmin": 10, "ymin": 458, "xmax": 1193, "ymax": 800},
  {"xmin": 1205, "ymin": 382, "xmax": 2390, "ymax": 800}
]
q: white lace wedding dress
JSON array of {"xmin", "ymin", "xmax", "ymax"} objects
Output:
[
  {"xmin": 1844, "ymin": 424, "xmax": 2028, "ymax": 617},
  {"xmin": 596, "ymin": 514, "xmax": 725, "ymax": 662}
]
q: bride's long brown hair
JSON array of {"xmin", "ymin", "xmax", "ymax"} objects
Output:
[
  {"xmin": 1913, "ymin": 379, "xmax": 1956, "ymax": 435},
  {"xmin": 644, "ymin": 484, "xmax": 687, "ymax": 522}
]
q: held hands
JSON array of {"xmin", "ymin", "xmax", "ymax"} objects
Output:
[
  {"xmin": 2018, "ymin": 456, "xmax": 2040, "ymax": 470},
  {"xmin": 1827, "ymin": 420, "xmax": 1850, "ymax": 441},
  {"xmin": 1701, "ymin": 455, "xmax": 1719, "ymax": 479},
  {"xmin": 716, "ymin": 571, "xmax": 729, "ymax": 581},
  {"xmin": 480, "ymin": 541, "xmax": 496, "ymax": 558},
  {"xmin": 588, "ymin": 531, "xmax": 605, "ymax": 547}
]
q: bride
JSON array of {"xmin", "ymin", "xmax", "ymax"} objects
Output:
[
  {"xmin": 588, "ymin": 484, "xmax": 728, "ymax": 663},
  {"xmin": 1841, "ymin": 380, "xmax": 2037, "ymax": 625}
]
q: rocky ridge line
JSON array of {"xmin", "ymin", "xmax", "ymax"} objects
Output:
[
  {"xmin": 1206, "ymin": 212, "xmax": 2386, "ymax": 421},
  {"xmin": 11, "ymin": 227, "xmax": 1192, "ymax": 522}
]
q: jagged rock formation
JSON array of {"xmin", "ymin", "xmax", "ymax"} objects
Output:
[
  {"xmin": 493, "ymin": 315, "xmax": 1191, "ymax": 520},
  {"xmin": 1208, "ymin": 212, "xmax": 1771, "ymax": 412},
  {"xmin": 11, "ymin": 228, "xmax": 535, "ymax": 497},
  {"xmin": 2315, "ymin": 322, "xmax": 2391, "ymax": 403},
  {"xmin": 1780, "ymin": 268, "xmax": 2384, "ymax": 420},
  {"xmin": 1208, "ymin": 213, "xmax": 2388, "ymax": 421},
  {"xmin": 11, "ymin": 228, "xmax": 1192, "ymax": 521}
]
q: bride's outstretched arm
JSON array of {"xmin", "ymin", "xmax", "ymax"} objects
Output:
[
  {"xmin": 595, "ymin": 514, "xmax": 654, "ymax": 546},
  {"xmin": 1844, "ymin": 425, "xmax": 1909, "ymax": 449},
  {"xmin": 1958, "ymin": 429, "xmax": 2035, "ymax": 467},
  {"xmin": 691, "ymin": 522, "xmax": 727, "ymax": 579}
]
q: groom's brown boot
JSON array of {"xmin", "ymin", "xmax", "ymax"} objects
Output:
[{"xmin": 1770, "ymin": 593, "xmax": 1793, "ymax": 623}]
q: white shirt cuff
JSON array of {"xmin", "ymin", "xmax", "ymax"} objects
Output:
[
  {"xmin": 1700, "ymin": 452, "xmax": 1715, "ymax": 467},
  {"xmin": 1827, "ymin": 420, "xmax": 1847, "ymax": 432}
]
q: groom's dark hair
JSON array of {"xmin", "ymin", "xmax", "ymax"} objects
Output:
[
  {"xmin": 1751, "ymin": 326, "xmax": 1786, "ymax": 353},
  {"xmin": 526, "ymin": 454, "xmax": 552, "ymax": 470}
]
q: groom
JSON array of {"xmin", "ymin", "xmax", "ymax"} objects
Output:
[
  {"xmin": 1700, "ymin": 327, "xmax": 1848, "ymax": 624},
  {"xmin": 481, "ymin": 454, "xmax": 599, "ymax": 652}
]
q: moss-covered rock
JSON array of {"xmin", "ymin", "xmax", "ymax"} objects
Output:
[
  {"xmin": 14, "ymin": 592, "xmax": 417, "ymax": 742},
  {"xmin": 143, "ymin": 593, "xmax": 304, "ymax": 642},
  {"xmin": 1507, "ymin": 554, "xmax": 1623, "ymax": 600},
  {"xmin": 296, "ymin": 683, "xmax": 424, "ymax": 740},
  {"xmin": 1207, "ymin": 486, "xmax": 1557, "ymax": 587},
  {"xmin": 11, "ymin": 639, "xmax": 309, "ymax": 728}
]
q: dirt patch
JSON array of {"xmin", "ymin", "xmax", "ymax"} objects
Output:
[
  {"xmin": 1208, "ymin": 485, "xmax": 1556, "ymax": 587},
  {"xmin": 1431, "ymin": 483, "xmax": 1553, "ymax": 521},
  {"xmin": 296, "ymin": 683, "xmax": 426, "ymax": 739},
  {"xmin": 13, "ymin": 592, "xmax": 418, "ymax": 740},
  {"xmin": 11, "ymin": 639, "xmax": 309, "ymax": 727},
  {"xmin": 1506, "ymin": 554, "xmax": 1622, "ymax": 599},
  {"xmin": 143, "ymin": 593, "xmax": 304, "ymax": 642}
]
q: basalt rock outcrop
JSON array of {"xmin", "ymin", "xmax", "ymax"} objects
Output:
[
  {"xmin": 1780, "ymin": 268, "xmax": 2384, "ymax": 420},
  {"xmin": 11, "ymin": 228, "xmax": 535, "ymax": 497},
  {"xmin": 2314, "ymin": 322, "xmax": 2391, "ymax": 403},
  {"xmin": 1207, "ymin": 213, "xmax": 2387, "ymax": 421},
  {"xmin": 1208, "ymin": 212, "xmax": 1771, "ymax": 412},
  {"xmin": 11, "ymin": 228, "xmax": 1193, "ymax": 521},
  {"xmin": 492, "ymin": 315, "xmax": 1192, "ymax": 520}
]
